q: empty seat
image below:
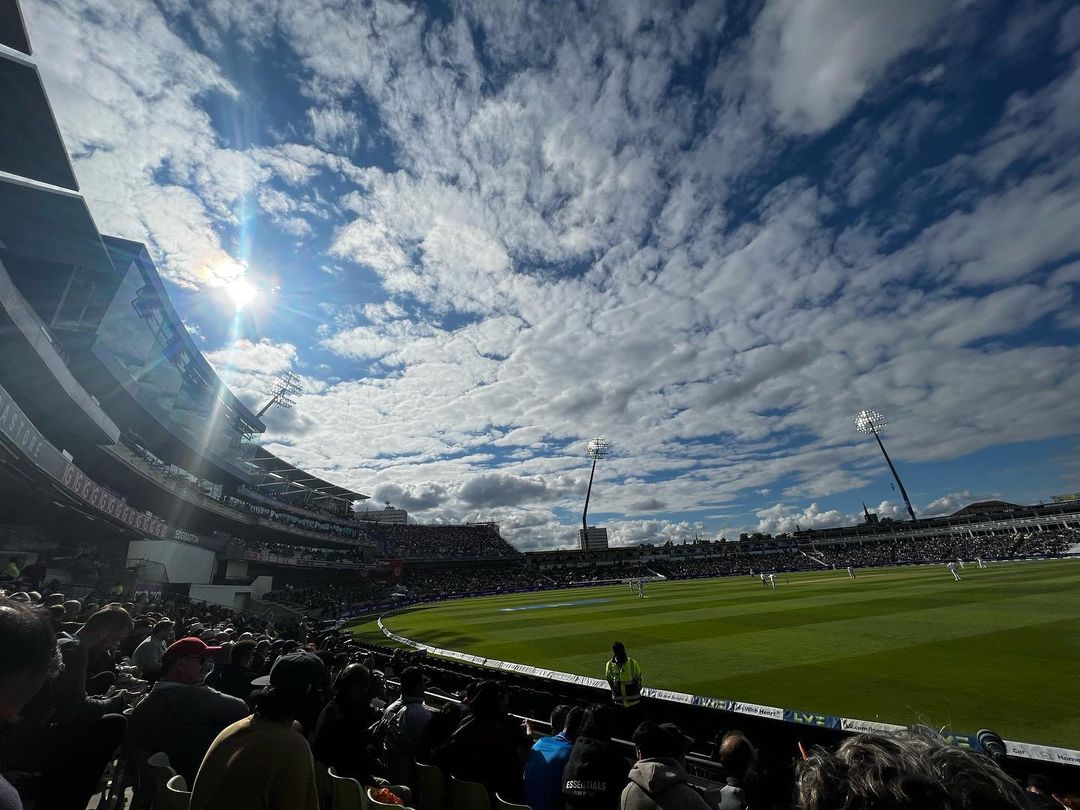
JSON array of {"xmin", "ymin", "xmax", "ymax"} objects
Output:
[
  {"xmin": 414, "ymin": 762, "xmax": 446, "ymax": 810},
  {"xmin": 161, "ymin": 774, "xmax": 191, "ymax": 810},
  {"xmin": 450, "ymin": 776, "xmax": 491, "ymax": 810},
  {"xmin": 328, "ymin": 766, "xmax": 368, "ymax": 810},
  {"xmin": 494, "ymin": 794, "xmax": 531, "ymax": 810}
]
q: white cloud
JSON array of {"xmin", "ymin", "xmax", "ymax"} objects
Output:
[
  {"xmin": 22, "ymin": 0, "xmax": 1080, "ymax": 552},
  {"xmin": 750, "ymin": 0, "xmax": 951, "ymax": 133}
]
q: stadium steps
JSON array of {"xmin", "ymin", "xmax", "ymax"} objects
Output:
[{"xmin": 247, "ymin": 596, "xmax": 319, "ymax": 620}]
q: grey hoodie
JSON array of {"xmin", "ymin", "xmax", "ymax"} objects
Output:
[{"xmin": 620, "ymin": 759, "xmax": 711, "ymax": 810}]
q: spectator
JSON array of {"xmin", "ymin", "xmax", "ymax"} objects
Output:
[
  {"xmin": 125, "ymin": 637, "xmax": 249, "ymax": 783},
  {"xmin": 0, "ymin": 598, "xmax": 56, "ymax": 810},
  {"xmin": 795, "ymin": 731, "xmax": 1028, "ymax": 810},
  {"xmin": 48, "ymin": 605, "xmax": 133, "ymax": 723},
  {"xmin": 378, "ymin": 667, "xmax": 433, "ymax": 768},
  {"xmin": 434, "ymin": 680, "xmax": 528, "ymax": 802},
  {"xmin": 622, "ymin": 721, "xmax": 709, "ymax": 810},
  {"xmin": 119, "ymin": 618, "xmax": 153, "ymax": 660},
  {"xmin": 214, "ymin": 640, "xmax": 258, "ymax": 700},
  {"xmin": 190, "ymin": 651, "xmax": 323, "ymax": 810},
  {"xmin": 1026, "ymin": 774, "xmax": 1065, "ymax": 809},
  {"xmin": 312, "ymin": 663, "xmax": 381, "ymax": 783},
  {"xmin": 252, "ymin": 639, "xmax": 272, "ymax": 674},
  {"xmin": 2, "ymin": 605, "xmax": 130, "ymax": 810},
  {"xmin": 563, "ymin": 705, "xmax": 629, "ymax": 810},
  {"xmin": 702, "ymin": 731, "xmax": 756, "ymax": 810},
  {"xmin": 525, "ymin": 704, "xmax": 583, "ymax": 810},
  {"xmin": 130, "ymin": 619, "xmax": 175, "ymax": 677}
]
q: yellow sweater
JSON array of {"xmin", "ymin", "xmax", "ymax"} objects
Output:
[{"xmin": 190, "ymin": 715, "xmax": 319, "ymax": 810}]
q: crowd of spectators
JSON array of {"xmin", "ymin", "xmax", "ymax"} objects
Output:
[
  {"xmin": 542, "ymin": 562, "xmax": 657, "ymax": 586},
  {"xmin": 373, "ymin": 523, "xmax": 520, "ymax": 559},
  {"xmin": 401, "ymin": 563, "xmax": 542, "ymax": 597},
  {"xmin": 805, "ymin": 528, "xmax": 1073, "ymax": 569},
  {"xmin": 230, "ymin": 538, "xmax": 369, "ymax": 567},
  {"xmin": 1, "ymin": 586, "xmax": 1075, "ymax": 810},
  {"xmin": 223, "ymin": 496, "xmax": 365, "ymax": 540},
  {"xmin": 265, "ymin": 580, "xmax": 389, "ymax": 618},
  {"xmin": 237, "ymin": 485, "xmax": 354, "ymax": 524}
]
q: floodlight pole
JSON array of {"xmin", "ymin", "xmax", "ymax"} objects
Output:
[
  {"xmin": 581, "ymin": 438, "xmax": 609, "ymax": 538},
  {"xmin": 582, "ymin": 455, "xmax": 599, "ymax": 537},
  {"xmin": 855, "ymin": 419, "xmax": 915, "ymax": 527},
  {"xmin": 871, "ymin": 429, "xmax": 917, "ymax": 523}
]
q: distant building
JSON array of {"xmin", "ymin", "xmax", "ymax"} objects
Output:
[{"xmin": 579, "ymin": 526, "xmax": 609, "ymax": 550}]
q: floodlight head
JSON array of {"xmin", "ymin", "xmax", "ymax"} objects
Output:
[
  {"xmin": 256, "ymin": 370, "xmax": 303, "ymax": 418},
  {"xmin": 855, "ymin": 409, "xmax": 887, "ymax": 435},
  {"xmin": 586, "ymin": 437, "xmax": 610, "ymax": 460},
  {"xmin": 271, "ymin": 370, "xmax": 302, "ymax": 410}
]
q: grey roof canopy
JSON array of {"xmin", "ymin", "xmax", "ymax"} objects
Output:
[
  {"xmin": 0, "ymin": 54, "xmax": 79, "ymax": 189},
  {"xmin": 0, "ymin": 0, "xmax": 31, "ymax": 56},
  {"xmin": 241, "ymin": 445, "xmax": 368, "ymax": 504}
]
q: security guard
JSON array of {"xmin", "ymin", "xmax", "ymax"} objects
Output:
[{"xmin": 605, "ymin": 641, "xmax": 642, "ymax": 709}]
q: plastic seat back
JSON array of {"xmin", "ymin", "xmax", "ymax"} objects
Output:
[
  {"xmin": 414, "ymin": 762, "xmax": 446, "ymax": 810},
  {"xmin": 328, "ymin": 765, "xmax": 368, "ymax": 810},
  {"xmin": 147, "ymin": 754, "xmax": 177, "ymax": 810},
  {"xmin": 494, "ymin": 793, "xmax": 531, "ymax": 810},
  {"xmin": 160, "ymin": 774, "xmax": 191, "ymax": 810},
  {"xmin": 450, "ymin": 775, "xmax": 491, "ymax": 810}
]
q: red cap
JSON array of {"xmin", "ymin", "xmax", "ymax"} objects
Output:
[{"xmin": 162, "ymin": 636, "xmax": 223, "ymax": 667}]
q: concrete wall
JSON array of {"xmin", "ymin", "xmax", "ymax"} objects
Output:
[
  {"xmin": 188, "ymin": 576, "xmax": 272, "ymax": 611},
  {"xmin": 128, "ymin": 538, "xmax": 215, "ymax": 584}
]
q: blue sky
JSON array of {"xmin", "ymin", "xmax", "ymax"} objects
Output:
[{"xmin": 22, "ymin": 0, "xmax": 1080, "ymax": 549}]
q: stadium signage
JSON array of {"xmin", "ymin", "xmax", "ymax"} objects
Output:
[
  {"xmin": 60, "ymin": 462, "xmax": 167, "ymax": 537},
  {"xmin": 785, "ymin": 709, "xmax": 841, "ymax": 729},
  {"xmin": 0, "ymin": 385, "xmax": 48, "ymax": 468}
]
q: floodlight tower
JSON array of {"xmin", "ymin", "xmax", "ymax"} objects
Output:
[
  {"xmin": 581, "ymin": 437, "xmax": 610, "ymax": 538},
  {"xmin": 855, "ymin": 408, "xmax": 917, "ymax": 522},
  {"xmin": 256, "ymin": 370, "xmax": 302, "ymax": 419}
]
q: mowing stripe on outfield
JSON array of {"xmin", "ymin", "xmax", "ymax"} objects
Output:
[{"xmin": 499, "ymin": 597, "xmax": 611, "ymax": 612}]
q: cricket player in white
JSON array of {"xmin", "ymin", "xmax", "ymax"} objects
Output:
[
  {"xmin": 976, "ymin": 558, "xmax": 985, "ymax": 569},
  {"xmin": 760, "ymin": 572, "xmax": 767, "ymax": 588},
  {"xmin": 847, "ymin": 566, "xmax": 856, "ymax": 579},
  {"xmin": 947, "ymin": 561, "xmax": 962, "ymax": 582},
  {"xmin": 637, "ymin": 579, "xmax": 645, "ymax": 598},
  {"xmin": 957, "ymin": 559, "xmax": 965, "ymax": 569},
  {"xmin": 767, "ymin": 573, "xmax": 776, "ymax": 590}
]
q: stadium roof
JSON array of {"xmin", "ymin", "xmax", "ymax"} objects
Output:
[
  {"xmin": 0, "ymin": 49, "xmax": 78, "ymax": 189},
  {"xmin": 950, "ymin": 500, "xmax": 1024, "ymax": 516},
  {"xmin": 240, "ymin": 445, "xmax": 368, "ymax": 504}
]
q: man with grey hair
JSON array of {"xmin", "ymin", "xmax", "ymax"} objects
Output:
[
  {"xmin": 130, "ymin": 619, "xmax": 175, "ymax": 677},
  {"xmin": 795, "ymin": 731, "xmax": 1028, "ymax": 810}
]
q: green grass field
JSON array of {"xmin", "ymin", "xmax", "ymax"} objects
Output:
[{"xmin": 349, "ymin": 559, "xmax": 1080, "ymax": 748}]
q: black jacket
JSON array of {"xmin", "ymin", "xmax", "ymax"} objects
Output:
[{"xmin": 562, "ymin": 737, "xmax": 631, "ymax": 810}]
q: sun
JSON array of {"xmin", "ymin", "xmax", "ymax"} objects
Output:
[{"xmin": 225, "ymin": 277, "xmax": 257, "ymax": 310}]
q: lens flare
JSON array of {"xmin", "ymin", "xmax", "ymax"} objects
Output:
[{"xmin": 226, "ymin": 277, "xmax": 257, "ymax": 310}]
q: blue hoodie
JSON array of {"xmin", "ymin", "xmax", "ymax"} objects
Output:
[{"xmin": 524, "ymin": 733, "xmax": 574, "ymax": 810}]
